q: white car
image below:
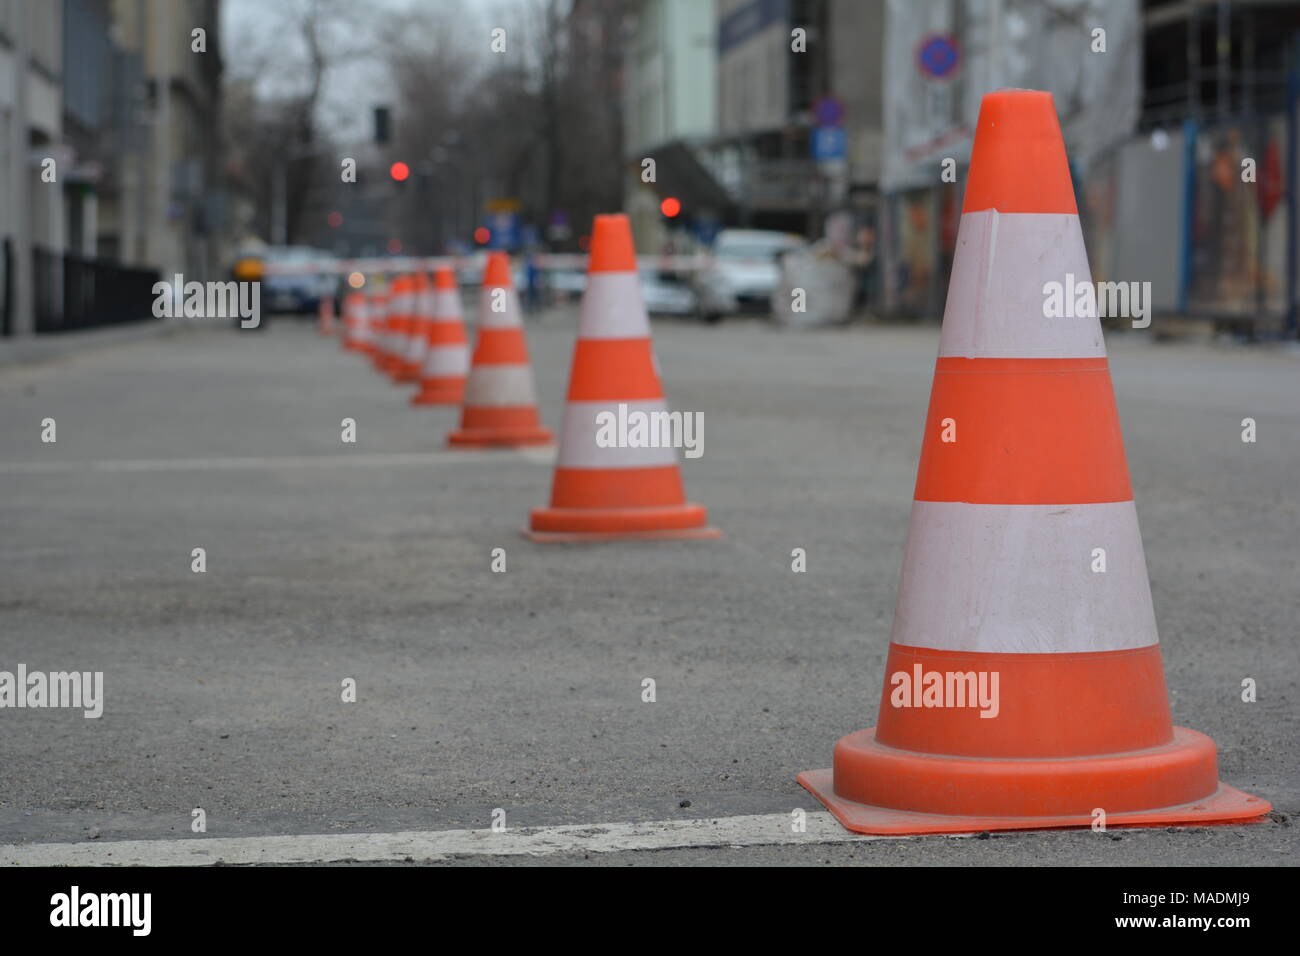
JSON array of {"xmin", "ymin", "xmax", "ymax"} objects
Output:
[
  {"xmin": 639, "ymin": 269, "xmax": 696, "ymax": 316},
  {"xmin": 692, "ymin": 229, "xmax": 806, "ymax": 323}
]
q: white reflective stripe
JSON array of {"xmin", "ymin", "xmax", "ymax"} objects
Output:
[
  {"xmin": 421, "ymin": 343, "xmax": 470, "ymax": 377},
  {"xmin": 579, "ymin": 273, "xmax": 651, "ymax": 339},
  {"xmin": 477, "ymin": 288, "xmax": 523, "ymax": 329},
  {"xmin": 405, "ymin": 326, "xmax": 427, "ymax": 360},
  {"xmin": 432, "ymin": 289, "xmax": 463, "ymax": 320},
  {"xmin": 938, "ymin": 211, "xmax": 1106, "ymax": 359},
  {"xmin": 891, "ymin": 500, "xmax": 1158, "ymax": 654},
  {"xmin": 557, "ymin": 400, "xmax": 681, "ymax": 468},
  {"xmin": 417, "ymin": 291, "xmax": 435, "ymax": 316},
  {"xmin": 464, "ymin": 364, "xmax": 537, "ymax": 406}
]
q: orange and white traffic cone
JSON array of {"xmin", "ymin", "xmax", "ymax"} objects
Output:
[
  {"xmin": 411, "ymin": 266, "xmax": 469, "ymax": 406},
  {"xmin": 340, "ymin": 290, "xmax": 366, "ymax": 352},
  {"xmin": 797, "ymin": 90, "xmax": 1271, "ymax": 835},
  {"xmin": 393, "ymin": 273, "xmax": 426, "ymax": 383},
  {"xmin": 316, "ymin": 293, "xmax": 336, "ymax": 336},
  {"xmin": 385, "ymin": 275, "xmax": 418, "ymax": 382},
  {"xmin": 371, "ymin": 278, "xmax": 400, "ymax": 375},
  {"xmin": 367, "ymin": 285, "xmax": 390, "ymax": 370},
  {"xmin": 447, "ymin": 252, "xmax": 552, "ymax": 447},
  {"xmin": 527, "ymin": 214, "xmax": 717, "ymax": 541}
]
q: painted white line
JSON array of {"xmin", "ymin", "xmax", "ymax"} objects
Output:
[
  {"xmin": 0, "ymin": 450, "xmax": 551, "ymax": 475},
  {"xmin": 0, "ymin": 812, "xmax": 891, "ymax": 866}
]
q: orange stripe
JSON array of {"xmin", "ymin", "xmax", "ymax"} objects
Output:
[
  {"xmin": 915, "ymin": 357, "xmax": 1131, "ymax": 504},
  {"xmin": 461, "ymin": 405, "xmax": 542, "ymax": 429},
  {"xmin": 426, "ymin": 320, "xmax": 467, "ymax": 345},
  {"xmin": 588, "ymin": 214, "xmax": 637, "ymax": 272},
  {"xmin": 566, "ymin": 339, "xmax": 663, "ymax": 401},
  {"xmin": 962, "ymin": 90, "xmax": 1078, "ymax": 215},
  {"xmin": 472, "ymin": 329, "xmax": 529, "ymax": 365},
  {"xmin": 550, "ymin": 465, "xmax": 685, "ymax": 509},
  {"xmin": 874, "ymin": 643, "xmax": 1171, "ymax": 758}
]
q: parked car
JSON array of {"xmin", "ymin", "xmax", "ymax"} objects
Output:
[
  {"xmin": 260, "ymin": 246, "xmax": 338, "ymax": 315},
  {"xmin": 640, "ymin": 269, "xmax": 696, "ymax": 316},
  {"xmin": 691, "ymin": 229, "xmax": 806, "ymax": 323}
]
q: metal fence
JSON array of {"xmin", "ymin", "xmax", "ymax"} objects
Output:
[{"xmin": 31, "ymin": 249, "xmax": 161, "ymax": 334}]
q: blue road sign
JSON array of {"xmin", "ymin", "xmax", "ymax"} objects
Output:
[
  {"xmin": 812, "ymin": 126, "xmax": 846, "ymax": 162},
  {"xmin": 918, "ymin": 34, "xmax": 960, "ymax": 79},
  {"xmin": 813, "ymin": 96, "xmax": 844, "ymax": 127}
]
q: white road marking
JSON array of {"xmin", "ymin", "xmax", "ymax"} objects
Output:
[
  {"xmin": 0, "ymin": 449, "xmax": 553, "ymax": 475},
  {"xmin": 0, "ymin": 812, "xmax": 895, "ymax": 866}
]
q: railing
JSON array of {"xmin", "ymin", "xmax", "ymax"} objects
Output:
[{"xmin": 32, "ymin": 249, "xmax": 162, "ymax": 334}]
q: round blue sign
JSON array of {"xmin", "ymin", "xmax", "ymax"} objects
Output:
[
  {"xmin": 918, "ymin": 34, "xmax": 960, "ymax": 79},
  {"xmin": 813, "ymin": 96, "xmax": 844, "ymax": 127}
]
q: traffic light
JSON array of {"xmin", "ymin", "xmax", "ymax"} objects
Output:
[
  {"xmin": 660, "ymin": 197, "xmax": 681, "ymax": 218},
  {"xmin": 390, "ymin": 161, "xmax": 410, "ymax": 182}
]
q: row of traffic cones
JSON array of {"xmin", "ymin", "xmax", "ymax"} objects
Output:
[
  {"xmin": 323, "ymin": 90, "xmax": 1269, "ymax": 837},
  {"xmin": 338, "ymin": 214, "xmax": 718, "ymax": 541}
]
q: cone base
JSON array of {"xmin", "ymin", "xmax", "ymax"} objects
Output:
[
  {"xmin": 528, "ymin": 503, "xmax": 717, "ymax": 539},
  {"xmin": 797, "ymin": 727, "xmax": 1271, "ymax": 836},
  {"xmin": 410, "ymin": 381, "xmax": 466, "ymax": 405},
  {"xmin": 447, "ymin": 425, "xmax": 554, "ymax": 448}
]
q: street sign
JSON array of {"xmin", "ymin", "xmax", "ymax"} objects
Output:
[
  {"xmin": 811, "ymin": 126, "xmax": 847, "ymax": 162},
  {"xmin": 813, "ymin": 96, "xmax": 844, "ymax": 127},
  {"xmin": 918, "ymin": 34, "xmax": 960, "ymax": 80}
]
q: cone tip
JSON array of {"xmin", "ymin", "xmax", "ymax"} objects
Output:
[
  {"xmin": 434, "ymin": 266, "xmax": 457, "ymax": 290},
  {"xmin": 483, "ymin": 251, "xmax": 512, "ymax": 287},
  {"xmin": 963, "ymin": 89, "xmax": 1077, "ymax": 215},
  {"xmin": 589, "ymin": 213, "xmax": 637, "ymax": 273}
]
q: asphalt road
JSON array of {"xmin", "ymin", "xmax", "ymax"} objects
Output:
[{"xmin": 0, "ymin": 311, "xmax": 1296, "ymax": 865}]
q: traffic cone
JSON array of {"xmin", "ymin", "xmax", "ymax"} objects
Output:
[
  {"xmin": 317, "ymin": 293, "xmax": 336, "ymax": 336},
  {"xmin": 797, "ymin": 90, "xmax": 1270, "ymax": 835},
  {"xmin": 393, "ymin": 273, "xmax": 426, "ymax": 383},
  {"xmin": 340, "ymin": 290, "xmax": 367, "ymax": 352},
  {"xmin": 447, "ymin": 252, "xmax": 552, "ymax": 447},
  {"xmin": 411, "ymin": 267, "xmax": 469, "ymax": 405},
  {"xmin": 527, "ymin": 214, "xmax": 717, "ymax": 541},
  {"xmin": 366, "ymin": 285, "xmax": 390, "ymax": 369},
  {"xmin": 386, "ymin": 275, "xmax": 419, "ymax": 382},
  {"xmin": 371, "ymin": 278, "xmax": 400, "ymax": 375}
]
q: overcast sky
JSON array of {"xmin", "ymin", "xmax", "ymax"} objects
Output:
[{"xmin": 219, "ymin": 0, "xmax": 525, "ymax": 142}]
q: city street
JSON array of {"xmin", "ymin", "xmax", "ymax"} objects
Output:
[{"xmin": 0, "ymin": 312, "xmax": 1295, "ymax": 866}]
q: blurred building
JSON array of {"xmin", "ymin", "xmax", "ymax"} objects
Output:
[
  {"xmin": 103, "ymin": 0, "xmax": 224, "ymax": 281},
  {"xmin": 623, "ymin": 0, "xmax": 720, "ymax": 251},
  {"xmin": 1, "ymin": 0, "xmax": 224, "ymax": 339},
  {"xmin": 1, "ymin": 1, "xmax": 64, "ymax": 335},
  {"xmin": 879, "ymin": 0, "xmax": 1300, "ymax": 335},
  {"xmin": 623, "ymin": 0, "xmax": 883, "ymax": 250}
]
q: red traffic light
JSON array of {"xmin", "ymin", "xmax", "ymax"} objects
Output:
[
  {"xmin": 660, "ymin": 197, "xmax": 681, "ymax": 218},
  {"xmin": 390, "ymin": 161, "xmax": 410, "ymax": 182}
]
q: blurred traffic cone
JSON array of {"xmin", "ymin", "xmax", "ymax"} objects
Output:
[
  {"xmin": 411, "ymin": 267, "xmax": 469, "ymax": 405},
  {"xmin": 367, "ymin": 284, "xmax": 390, "ymax": 370},
  {"xmin": 527, "ymin": 214, "xmax": 717, "ymax": 541},
  {"xmin": 317, "ymin": 293, "xmax": 336, "ymax": 336},
  {"xmin": 340, "ymin": 290, "xmax": 368, "ymax": 352},
  {"xmin": 371, "ymin": 277, "xmax": 400, "ymax": 375},
  {"xmin": 447, "ymin": 252, "xmax": 552, "ymax": 447},
  {"xmin": 386, "ymin": 275, "xmax": 419, "ymax": 382},
  {"xmin": 797, "ymin": 90, "xmax": 1270, "ymax": 835},
  {"xmin": 393, "ymin": 273, "xmax": 427, "ymax": 383}
]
